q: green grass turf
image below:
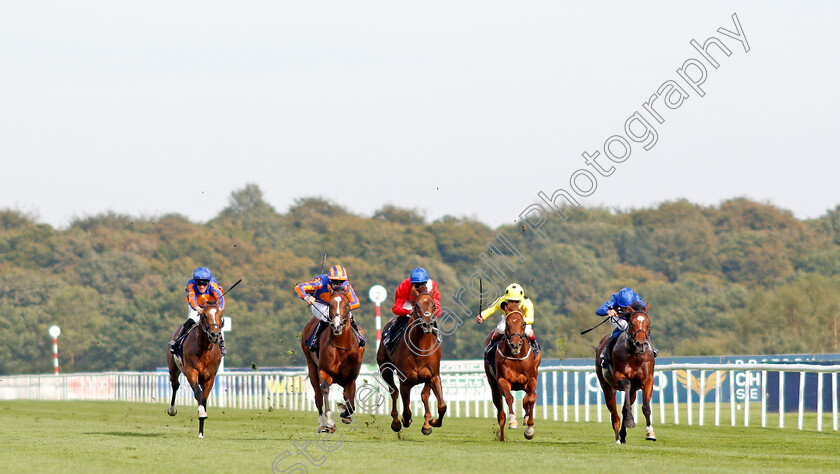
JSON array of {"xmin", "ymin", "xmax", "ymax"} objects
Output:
[{"xmin": 1, "ymin": 400, "xmax": 838, "ymax": 473}]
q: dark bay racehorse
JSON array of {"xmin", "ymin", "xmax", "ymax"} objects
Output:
[
  {"xmin": 595, "ymin": 303, "xmax": 657, "ymax": 444},
  {"xmin": 302, "ymin": 290, "xmax": 364, "ymax": 433},
  {"xmin": 166, "ymin": 302, "xmax": 224, "ymax": 438},
  {"xmin": 483, "ymin": 301, "xmax": 541, "ymax": 441},
  {"xmin": 376, "ymin": 286, "xmax": 447, "ymax": 435}
]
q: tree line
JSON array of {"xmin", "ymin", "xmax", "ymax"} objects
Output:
[{"xmin": 1, "ymin": 184, "xmax": 839, "ymax": 375}]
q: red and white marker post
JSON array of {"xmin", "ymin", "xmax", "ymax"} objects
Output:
[
  {"xmin": 368, "ymin": 285, "xmax": 387, "ymax": 351},
  {"xmin": 48, "ymin": 325, "xmax": 61, "ymax": 375}
]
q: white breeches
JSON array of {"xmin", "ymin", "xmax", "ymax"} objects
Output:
[
  {"xmin": 310, "ymin": 301, "xmax": 353, "ymax": 323},
  {"xmin": 609, "ymin": 316, "xmax": 628, "ymax": 331},
  {"xmin": 187, "ymin": 307, "xmax": 200, "ymax": 324},
  {"xmin": 495, "ymin": 316, "xmax": 533, "ymax": 338}
]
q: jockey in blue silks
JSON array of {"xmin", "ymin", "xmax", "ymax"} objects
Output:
[{"xmin": 596, "ymin": 287, "xmax": 658, "ymax": 368}]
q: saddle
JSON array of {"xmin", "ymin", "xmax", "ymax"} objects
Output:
[{"xmin": 382, "ymin": 318, "xmax": 409, "ymax": 354}]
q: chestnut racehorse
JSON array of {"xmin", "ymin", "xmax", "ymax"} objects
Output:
[
  {"xmin": 483, "ymin": 300, "xmax": 541, "ymax": 441},
  {"xmin": 302, "ymin": 290, "xmax": 364, "ymax": 433},
  {"xmin": 166, "ymin": 302, "xmax": 224, "ymax": 438},
  {"xmin": 595, "ymin": 302, "xmax": 657, "ymax": 444},
  {"xmin": 376, "ymin": 286, "xmax": 447, "ymax": 435}
]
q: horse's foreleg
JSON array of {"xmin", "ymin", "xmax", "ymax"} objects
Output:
[
  {"xmin": 399, "ymin": 382, "xmax": 413, "ymax": 429},
  {"xmin": 488, "ymin": 378, "xmax": 506, "ymax": 442},
  {"xmin": 429, "ymin": 374, "xmax": 446, "ymax": 428},
  {"xmin": 197, "ymin": 376, "xmax": 216, "ymax": 439},
  {"xmin": 498, "ymin": 378, "xmax": 517, "ymax": 430},
  {"xmin": 623, "ymin": 385, "xmax": 636, "ymax": 430},
  {"xmin": 380, "ymin": 365, "xmax": 401, "ymax": 432},
  {"xmin": 340, "ymin": 380, "xmax": 356, "ymax": 424},
  {"xmin": 184, "ymin": 370, "xmax": 206, "ymax": 420},
  {"xmin": 420, "ymin": 383, "xmax": 433, "ymax": 435},
  {"xmin": 318, "ymin": 370, "xmax": 335, "ymax": 433},
  {"xmin": 167, "ymin": 366, "xmax": 180, "ymax": 416},
  {"xmin": 600, "ymin": 381, "xmax": 621, "ymax": 444},
  {"xmin": 642, "ymin": 376, "xmax": 657, "ymax": 441},
  {"xmin": 523, "ymin": 377, "xmax": 537, "ymax": 440}
]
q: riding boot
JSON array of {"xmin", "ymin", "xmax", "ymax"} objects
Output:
[
  {"xmin": 309, "ymin": 320, "xmax": 328, "ymax": 352},
  {"xmin": 485, "ymin": 332, "xmax": 502, "ymax": 356},
  {"xmin": 601, "ymin": 333, "xmax": 618, "ymax": 369},
  {"xmin": 529, "ymin": 335, "xmax": 540, "ymax": 354},
  {"xmin": 648, "ymin": 339, "xmax": 659, "ymax": 358},
  {"xmin": 350, "ymin": 318, "xmax": 365, "ymax": 347},
  {"xmin": 218, "ymin": 333, "xmax": 227, "ymax": 356},
  {"xmin": 169, "ymin": 319, "xmax": 196, "ymax": 354}
]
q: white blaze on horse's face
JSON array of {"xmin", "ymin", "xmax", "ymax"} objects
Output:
[{"xmin": 331, "ymin": 295, "xmax": 344, "ymax": 334}]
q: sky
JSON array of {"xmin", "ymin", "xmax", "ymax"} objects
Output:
[{"xmin": 1, "ymin": 1, "xmax": 838, "ymax": 229}]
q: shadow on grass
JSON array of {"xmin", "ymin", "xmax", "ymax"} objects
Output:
[{"xmin": 87, "ymin": 431, "xmax": 164, "ymax": 438}]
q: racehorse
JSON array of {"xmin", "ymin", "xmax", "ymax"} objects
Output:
[
  {"xmin": 376, "ymin": 286, "xmax": 447, "ymax": 435},
  {"xmin": 483, "ymin": 300, "xmax": 541, "ymax": 441},
  {"xmin": 595, "ymin": 302, "xmax": 657, "ymax": 444},
  {"xmin": 302, "ymin": 290, "xmax": 365, "ymax": 433},
  {"xmin": 166, "ymin": 302, "xmax": 224, "ymax": 438}
]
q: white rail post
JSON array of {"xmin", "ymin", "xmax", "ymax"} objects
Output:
[
  {"xmin": 832, "ymin": 372, "xmax": 838, "ymax": 431},
  {"xmin": 761, "ymin": 370, "xmax": 767, "ymax": 428},
  {"xmin": 779, "ymin": 371, "xmax": 785, "ymax": 428},
  {"xmin": 542, "ymin": 372, "xmax": 547, "ymax": 420},
  {"xmin": 699, "ymin": 371, "xmax": 705, "ymax": 426},
  {"xmin": 715, "ymin": 370, "xmax": 721, "ymax": 426},
  {"xmin": 672, "ymin": 369, "xmax": 679, "ymax": 425},
  {"xmin": 817, "ymin": 372, "xmax": 823, "ymax": 432},
  {"xmin": 687, "ymin": 369, "xmax": 693, "ymax": 426},
  {"xmin": 563, "ymin": 371, "xmax": 568, "ymax": 422},
  {"xmin": 552, "ymin": 371, "xmax": 558, "ymax": 422},
  {"xmin": 798, "ymin": 371, "xmax": 806, "ymax": 431},
  {"xmin": 573, "ymin": 372, "xmax": 580, "ymax": 423},
  {"xmin": 729, "ymin": 369, "xmax": 736, "ymax": 426},
  {"xmin": 744, "ymin": 370, "xmax": 750, "ymax": 427}
]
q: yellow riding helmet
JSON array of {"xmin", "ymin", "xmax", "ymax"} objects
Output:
[{"xmin": 504, "ymin": 283, "xmax": 525, "ymax": 301}]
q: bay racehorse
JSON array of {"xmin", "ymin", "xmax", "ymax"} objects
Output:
[
  {"xmin": 302, "ymin": 290, "xmax": 364, "ymax": 433},
  {"xmin": 166, "ymin": 302, "xmax": 224, "ymax": 438},
  {"xmin": 483, "ymin": 300, "xmax": 541, "ymax": 441},
  {"xmin": 595, "ymin": 302, "xmax": 657, "ymax": 444},
  {"xmin": 376, "ymin": 286, "xmax": 447, "ymax": 435}
]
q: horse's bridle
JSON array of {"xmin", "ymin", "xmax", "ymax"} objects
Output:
[
  {"xmin": 622, "ymin": 310, "xmax": 650, "ymax": 353},
  {"xmin": 200, "ymin": 307, "xmax": 224, "ymax": 344},
  {"xmin": 327, "ymin": 290, "xmax": 353, "ymax": 351},
  {"xmin": 499, "ymin": 310, "xmax": 530, "ymax": 360}
]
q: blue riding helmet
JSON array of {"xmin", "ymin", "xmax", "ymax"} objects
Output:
[
  {"xmin": 193, "ymin": 267, "xmax": 212, "ymax": 281},
  {"xmin": 410, "ymin": 267, "xmax": 429, "ymax": 283},
  {"xmin": 615, "ymin": 287, "xmax": 638, "ymax": 308}
]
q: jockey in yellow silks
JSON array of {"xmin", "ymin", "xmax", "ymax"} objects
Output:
[{"xmin": 476, "ymin": 283, "xmax": 539, "ymax": 355}]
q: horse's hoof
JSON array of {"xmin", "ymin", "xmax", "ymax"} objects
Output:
[
  {"xmin": 318, "ymin": 425, "xmax": 336, "ymax": 434},
  {"xmin": 198, "ymin": 433, "xmax": 204, "ymax": 439},
  {"xmin": 508, "ymin": 421, "xmax": 518, "ymax": 429},
  {"xmin": 340, "ymin": 415, "xmax": 352, "ymax": 425},
  {"xmin": 646, "ymin": 435, "xmax": 657, "ymax": 441},
  {"xmin": 167, "ymin": 406, "xmax": 177, "ymax": 416},
  {"xmin": 524, "ymin": 426, "xmax": 535, "ymax": 440},
  {"xmin": 615, "ymin": 440, "xmax": 622, "ymax": 445},
  {"xmin": 391, "ymin": 421, "xmax": 402, "ymax": 432},
  {"xmin": 421, "ymin": 426, "xmax": 432, "ymax": 436},
  {"xmin": 401, "ymin": 417, "xmax": 412, "ymax": 428}
]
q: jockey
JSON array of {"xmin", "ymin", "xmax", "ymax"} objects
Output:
[
  {"xmin": 476, "ymin": 283, "xmax": 539, "ymax": 355},
  {"xmin": 169, "ymin": 267, "xmax": 226, "ymax": 356},
  {"xmin": 596, "ymin": 287, "xmax": 658, "ymax": 368},
  {"xmin": 384, "ymin": 267, "xmax": 441, "ymax": 349},
  {"xmin": 295, "ymin": 264, "xmax": 364, "ymax": 351}
]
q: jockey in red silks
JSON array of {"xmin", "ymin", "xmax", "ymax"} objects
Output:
[
  {"xmin": 383, "ymin": 267, "xmax": 441, "ymax": 349},
  {"xmin": 295, "ymin": 264, "xmax": 364, "ymax": 351},
  {"xmin": 596, "ymin": 287, "xmax": 658, "ymax": 368},
  {"xmin": 169, "ymin": 267, "xmax": 227, "ymax": 356}
]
